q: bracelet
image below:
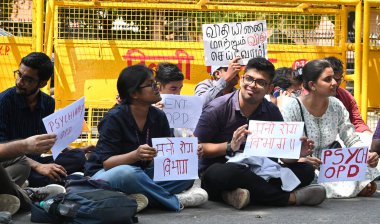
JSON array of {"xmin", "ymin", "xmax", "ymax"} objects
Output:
[{"xmin": 226, "ymin": 142, "xmax": 235, "ymax": 157}]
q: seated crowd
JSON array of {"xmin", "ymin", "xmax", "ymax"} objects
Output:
[{"xmin": 0, "ymin": 52, "xmax": 379, "ymax": 222}]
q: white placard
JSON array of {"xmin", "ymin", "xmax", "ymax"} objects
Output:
[
  {"xmin": 153, "ymin": 137, "xmax": 198, "ymax": 181},
  {"xmin": 202, "ymin": 20, "xmax": 268, "ymax": 66},
  {"xmin": 243, "ymin": 121, "xmax": 304, "ymax": 159},
  {"xmin": 161, "ymin": 94, "xmax": 202, "ymax": 129},
  {"xmin": 318, "ymin": 147, "xmax": 368, "ymax": 183},
  {"xmin": 42, "ymin": 97, "xmax": 85, "ymax": 159}
]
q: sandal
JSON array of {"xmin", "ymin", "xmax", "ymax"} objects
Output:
[{"xmin": 358, "ymin": 181, "xmax": 377, "ymax": 197}]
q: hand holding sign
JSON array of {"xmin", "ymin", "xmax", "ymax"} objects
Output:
[
  {"xmin": 223, "ymin": 57, "xmax": 241, "ymax": 82},
  {"xmin": 367, "ymin": 151, "xmax": 379, "ymax": 167},
  {"xmin": 231, "ymin": 124, "xmax": 250, "ymax": 152},
  {"xmin": 136, "ymin": 144, "xmax": 157, "ymax": 161}
]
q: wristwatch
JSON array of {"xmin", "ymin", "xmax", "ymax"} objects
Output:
[{"xmin": 226, "ymin": 142, "xmax": 235, "ymax": 157}]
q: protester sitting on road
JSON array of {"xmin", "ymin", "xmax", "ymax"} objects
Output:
[
  {"xmin": 154, "ymin": 62, "xmax": 195, "ymax": 137},
  {"xmin": 195, "ymin": 57, "xmax": 325, "ymax": 210},
  {"xmin": 324, "ymin": 57, "xmax": 372, "ymax": 142},
  {"xmin": 195, "ymin": 57, "xmax": 241, "ymax": 107},
  {"xmin": 282, "ymin": 59, "xmax": 379, "ymax": 198},
  {"xmin": 0, "ymin": 134, "xmax": 65, "ymax": 221},
  {"xmin": 268, "ymin": 67, "xmax": 304, "ymax": 109},
  {"xmin": 84, "ymin": 64, "xmax": 208, "ymax": 213},
  {"xmin": 0, "ymin": 52, "xmax": 86, "ymax": 188},
  {"xmin": 153, "ymin": 62, "xmax": 184, "ymax": 110}
]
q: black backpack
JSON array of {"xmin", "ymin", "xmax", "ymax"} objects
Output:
[{"xmin": 31, "ymin": 178, "xmax": 138, "ymax": 224}]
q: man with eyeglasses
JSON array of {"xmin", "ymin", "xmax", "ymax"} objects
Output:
[
  {"xmin": 194, "ymin": 57, "xmax": 325, "ymax": 210},
  {"xmin": 0, "ymin": 52, "xmax": 86, "ymax": 188},
  {"xmin": 195, "ymin": 57, "xmax": 241, "ymax": 107},
  {"xmin": 324, "ymin": 57, "xmax": 372, "ymax": 137}
]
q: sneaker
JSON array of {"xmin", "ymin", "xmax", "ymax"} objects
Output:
[
  {"xmin": 21, "ymin": 180, "xmax": 29, "ymax": 189},
  {"xmin": 0, "ymin": 194, "xmax": 20, "ymax": 215},
  {"xmin": 176, "ymin": 187, "xmax": 208, "ymax": 208},
  {"xmin": 222, "ymin": 188, "xmax": 250, "ymax": 210},
  {"xmin": 0, "ymin": 211, "xmax": 12, "ymax": 224},
  {"xmin": 129, "ymin": 194, "xmax": 148, "ymax": 213},
  {"xmin": 26, "ymin": 184, "xmax": 66, "ymax": 201},
  {"xmin": 294, "ymin": 185, "xmax": 326, "ymax": 206}
]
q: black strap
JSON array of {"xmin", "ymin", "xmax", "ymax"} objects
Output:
[{"xmin": 295, "ymin": 98, "xmax": 308, "ymax": 137}]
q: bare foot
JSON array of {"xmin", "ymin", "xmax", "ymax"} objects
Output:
[{"xmin": 358, "ymin": 181, "xmax": 377, "ymax": 197}]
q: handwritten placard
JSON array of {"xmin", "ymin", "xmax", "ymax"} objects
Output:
[
  {"xmin": 318, "ymin": 147, "xmax": 368, "ymax": 183},
  {"xmin": 161, "ymin": 94, "xmax": 202, "ymax": 128},
  {"xmin": 243, "ymin": 121, "xmax": 304, "ymax": 159},
  {"xmin": 202, "ymin": 20, "xmax": 268, "ymax": 66},
  {"xmin": 42, "ymin": 97, "xmax": 85, "ymax": 160},
  {"xmin": 153, "ymin": 137, "xmax": 198, "ymax": 181}
]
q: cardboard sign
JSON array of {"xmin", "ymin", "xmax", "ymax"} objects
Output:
[
  {"xmin": 43, "ymin": 97, "xmax": 85, "ymax": 159},
  {"xmin": 318, "ymin": 147, "xmax": 368, "ymax": 183},
  {"xmin": 243, "ymin": 121, "xmax": 304, "ymax": 159},
  {"xmin": 161, "ymin": 94, "xmax": 202, "ymax": 128},
  {"xmin": 202, "ymin": 20, "xmax": 268, "ymax": 66},
  {"xmin": 153, "ymin": 137, "xmax": 198, "ymax": 181}
]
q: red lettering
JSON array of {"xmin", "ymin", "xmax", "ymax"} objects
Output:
[
  {"xmin": 345, "ymin": 148, "xmax": 360, "ymax": 164},
  {"xmin": 5, "ymin": 45, "xmax": 10, "ymax": 55},
  {"xmin": 324, "ymin": 167, "xmax": 335, "ymax": 178},
  {"xmin": 48, "ymin": 121, "xmax": 55, "ymax": 132},
  {"xmin": 337, "ymin": 165, "xmax": 346, "ymax": 178},
  {"xmin": 323, "ymin": 150, "xmax": 332, "ymax": 163},
  {"xmin": 355, "ymin": 147, "xmax": 368, "ymax": 163},
  {"xmin": 332, "ymin": 149, "xmax": 344, "ymax": 165},
  {"xmin": 347, "ymin": 164, "xmax": 359, "ymax": 177},
  {"xmin": 122, "ymin": 49, "xmax": 194, "ymax": 80}
]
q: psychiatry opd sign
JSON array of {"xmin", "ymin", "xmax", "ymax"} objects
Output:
[
  {"xmin": 43, "ymin": 97, "xmax": 85, "ymax": 159},
  {"xmin": 318, "ymin": 147, "xmax": 368, "ymax": 183},
  {"xmin": 202, "ymin": 20, "xmax": 268, "ymax": 66}
]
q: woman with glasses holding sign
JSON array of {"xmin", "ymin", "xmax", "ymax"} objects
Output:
[
  {"xmin": 282, "ymin": 59, "xmax": 379, "ymax": 198},
  {"xmin": 84, "ymin": 64, "xmax": 207, "ymax": 213}
]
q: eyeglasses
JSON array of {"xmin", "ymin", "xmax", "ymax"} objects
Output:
[
  {"xmin": 139, "ymin": 81, "xmax": 159, "ymax": 91},
  {"xmin": 242, "ymin": 75, "xmax": 268, "ymax": 87},
  {"xmin": 14, "ymin": 70, "xmax": 39, "ymax": 85}
]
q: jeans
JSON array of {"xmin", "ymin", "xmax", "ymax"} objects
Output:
[
  {"xmin": 201, "ymin": 162, "xmax": 314, "ymax": 206},
  {"xmin": 91, "ymin": 165, "xmax": 194, "ymax": 211}
]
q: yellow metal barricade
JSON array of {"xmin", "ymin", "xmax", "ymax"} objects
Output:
[
  {"xmin": 0, "ymin": 0, "xmax": 37, "ymax": 92},
  {"xmin": 362, "ymin": 0, "xmax": 380, "ymax": 124},
  {"xmin": 45, "ymin": 0, "xmax": 366, "ymax": 144}
]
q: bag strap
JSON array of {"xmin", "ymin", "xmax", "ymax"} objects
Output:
[{"xmin": 295, "ymin": 98, "xmax": 308, "ymax": 137}]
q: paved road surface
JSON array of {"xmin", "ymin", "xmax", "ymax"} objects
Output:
[{"xmin": 14, "ymin": 182, "xmax": 380, "ymax": 224}]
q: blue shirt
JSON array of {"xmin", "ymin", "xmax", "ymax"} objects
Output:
[
  {"xmin": 84, "ymin": 104, "xmax": 171, "ymax": 176},
  {"xmin": 0, "ymin": 87, "xmax": 55, "ymax": 160},
  {"xmin": 194, "ymin": 90, "xmax": 283, "ymax": 172}
]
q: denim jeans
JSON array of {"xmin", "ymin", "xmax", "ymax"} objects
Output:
[{"xmin": 91, "ymin": 165, "xmax": 194, "ymax": 211}]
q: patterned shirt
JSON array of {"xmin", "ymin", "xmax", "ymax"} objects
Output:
[{"xmin": 282, "ymin": 97, "xmax": 362, "ymax": 159}]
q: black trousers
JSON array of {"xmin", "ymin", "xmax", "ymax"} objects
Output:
[
  {"xmin": 0, "ymin": 165, "xmax": 31, "ymax": 211},
  {"xmin": 201, "ymin": 162, "xmax": 314, "ymax": 206}
]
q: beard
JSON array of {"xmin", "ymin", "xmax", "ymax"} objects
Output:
[{"xmin": 15, "ymin": 84, "xmax": 39, "ymax": 97}]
